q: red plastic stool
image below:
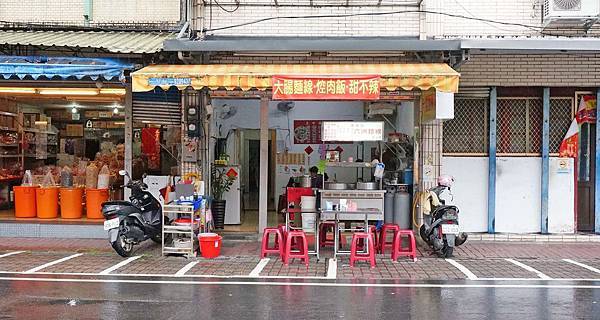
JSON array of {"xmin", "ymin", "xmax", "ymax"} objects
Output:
[
  {"xmin": 319, "ymin": 221, "xmax": 343, "ymax": 248},
  {"xmin": 357, "ymin": 225, "xmax": 378, "ymax": 251},
  {"xmin": 283, "ymin": 230, "xmax": 309, "ymax": 267},
  {"xmin": 391, "ymin": 230, "xmax": 417, "ymax": 262},
  {"xmin": 378, "ymin": 223, "xmax": 400, "ymax": 254},
  {"xmin": 261, "ymin": 227, "xmax": 284, "ymax": 259},
  {"xmin": 276, "ymin": 224, "xmax": 287, "ymax": 249},
  {"xmin": 350, "ymin": 232, "xmax": 376, "ymax": 268}
]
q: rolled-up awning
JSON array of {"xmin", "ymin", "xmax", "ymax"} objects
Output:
[{"xmin": 132, "ymin": 63, "xmax": 460, "ymax": 93}]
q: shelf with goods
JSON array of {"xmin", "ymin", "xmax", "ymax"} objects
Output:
[{"xmin": 162, "ymin": 199, "xmax": 208, "ymax": 258}]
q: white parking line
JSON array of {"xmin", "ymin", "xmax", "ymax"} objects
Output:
[
  {"xmin": 249, "ymin": 258, "xmax": 270, "ymax": 277},
  {"xmin": 99, "ymin": 256, "xmax": 142, "ymax": 275},
  {"xmin": 0, "ymin": 251, "xmax": 24, "ymax": 258},
  {"xmin": 505, "ymin": 258, "xmax": 552, "ymax": 280},
  {"xmin": 23, "ymin": 254, "xmax": 83, "ymax": 274},
  {"xmin": 563, "ymin": 259, "xmax": 600, "ymax": 274},
  {"xmin": 175, "ymin": 261, "xmax": 200, "ymax": 277},
  {"xmin": 327, "ymin": 259, "xmax": 337, "ymax": 279},
  {"xmin": 446, "ymin": 259, "xmax": 478, "ymax": 280}
]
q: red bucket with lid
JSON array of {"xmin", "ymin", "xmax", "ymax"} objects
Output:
[{"xmin": 198, "ymin": 233, "xmax": 222, "ymax": 259}]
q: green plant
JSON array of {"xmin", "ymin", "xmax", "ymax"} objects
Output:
[{"xmin": 211, "ymin": 167, "xmax": 237, "ymax": 201}]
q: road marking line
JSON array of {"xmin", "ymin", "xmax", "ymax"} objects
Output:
[
  {"xmin": 249, "ymin": 258, "xmax": 270, "ymax": 277},
  {"xmin": 505, "ymin": 258, "xmax": 551, "ymax": 280},
  {"xmin": 3, "ymin": 276, "xmax": 600, "ymax": 288},
  {"xmin": 23, "ymin": 254, "xmax": 83, "ymax": 274},
  {"xmin": 0, "ymin": 251, "xmax": 24, "ymax": 258},
  {"xmin": 174, "ymin": 261, "xmax": 200, "ymax": 277},
  {"xmin": 327, "ymin": 258, "xmax": 337, "ymax": 279},
  {"xmin": 563, "ymin": 259, "xmax": 600, "ymax": 274},
  {"xmin": 446, "ymin": 259, "xmax": 478, "ymax": 280},
  {"xmin": 99, "ymin": 256, "xmax": 141, "ymax": 275}
]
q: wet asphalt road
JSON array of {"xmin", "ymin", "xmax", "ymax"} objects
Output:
[{"xmin": 1, "ymin": 278, "xmax": 600, "ymax": 320}]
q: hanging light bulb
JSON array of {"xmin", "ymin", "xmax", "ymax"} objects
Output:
[
  {"xmin": 71, "ymin": 105, "xmax": 78, "ymax": 114},
  {"xmin": 113, "ymin": 106, "xmax": 119, "ymax": 114}
]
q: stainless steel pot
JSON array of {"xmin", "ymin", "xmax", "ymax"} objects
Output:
[
  {"xmin": 356, "ymin": 182, "xmax": 378, "ymax": 190},
  {"xmin": 299, "ymin": 175, "xmax": 312, "ymax": 188},
  {"xmin": 325, "ymin": 182, "xmax": 348, "ymax": 190},
  {"xmin": 347, "ymin": 183, "xmax": 356, "ymax": 190}
]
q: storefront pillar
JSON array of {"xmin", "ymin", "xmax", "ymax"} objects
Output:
[
  {"xmin": 541, "ymin": 87, "xmax": 550, "ymax": 234},
  {"xmin": 124, "ymin": 77, "xmax": 133, "ymax": 198},
  {"xmin": 258, "ymin": 97, "xmax": 269, "ymax": 235},
  {"xmin": 488, "ymin": 86, "xmax": 497, "ymax": 234},
  {"xmin": 595, "ymin": 87, "xmax": 600, "ymax": 234}
]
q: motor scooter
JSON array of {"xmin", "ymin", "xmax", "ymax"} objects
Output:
[{"xmin": 102, "ymin": 170, "xmax": 168, "ymax": 257}]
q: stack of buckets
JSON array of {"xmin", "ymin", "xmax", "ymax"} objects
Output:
[
  {"xmin": 300, "ymin": 195, "xmax": 317, "ymax": 232},
  {"xmin": 13, "ymin": 185, "xmax": 109, "ymax": 219}
]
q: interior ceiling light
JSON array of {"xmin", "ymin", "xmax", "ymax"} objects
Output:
[
  {"xmin": 71, "ymin": 106, "xmax": 78, "ymax": 114},
  {"xmin": 99, "ymin": 88, "xmax": 126, "ymax": 95},
  {"xmin": 40, "ymin": 89, "xmax": 99, "ymax": 96},
  {"xmin": 113, "ymin": 106, "xmax": 120, "ymax": 114},
  {"xmin": 0, "ymin": 87, "xmax": 37, "ymax": 94}
]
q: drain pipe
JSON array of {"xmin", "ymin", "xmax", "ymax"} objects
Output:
[{"xmin": 83, "ymin": 0, "xmax": 93, "ymax": 27}]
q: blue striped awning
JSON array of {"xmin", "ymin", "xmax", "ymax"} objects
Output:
[{"xmin": 0, "ymin": 55, "xmax": 135, "ymax": 81}]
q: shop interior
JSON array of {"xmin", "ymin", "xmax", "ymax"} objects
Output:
[
  {"xmin": 211, "ymin": 98, "xmax": 416, "ymax": 232},
  {"xmin": 0, "ymin": 86, "xmax": 180, "ymax": 223}
]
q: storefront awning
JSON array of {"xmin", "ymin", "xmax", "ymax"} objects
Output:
[
  {"xmin": 0, "ymin": 56, "xmax": 134, "ymax": 81},
  {"xmin": 132, "ymin": 63, "xmax": 460, "ymax": 93}
]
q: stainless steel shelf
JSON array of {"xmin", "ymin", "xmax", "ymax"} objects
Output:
[{"xmin": 325, "ymin": 161, "xmax": 373, "ymax": 168}]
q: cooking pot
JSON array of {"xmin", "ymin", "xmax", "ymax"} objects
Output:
[
  {"xmin": 299, "ymin": 175, "xmax": 312, "ymax": 188},
  {"xmin": 356, "ymin": 182, "xmax": 378, "ymax": 190},
  {"xmin": 325, "ymin": 182, "xmax": 348, "ymax": 190}
]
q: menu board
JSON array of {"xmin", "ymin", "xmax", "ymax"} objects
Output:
[
  {"xmin": 322, "ymin": 121, "xmax": 384, "ymax": 142},
  {"xmin": 293, "ymin": 120, "xmax": 324, "ymax": 144}
]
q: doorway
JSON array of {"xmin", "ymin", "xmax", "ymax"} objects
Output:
[
  {"xmin": 238, "ymin": 129, "xmax": 276, "ymax": 229},
  {"xmin": 578, "ymin": 122, "xmax": 595, "ymax": 232}
]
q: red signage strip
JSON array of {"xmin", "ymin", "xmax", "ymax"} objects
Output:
[{"xmin": 272, "ymin": 75, "xmax": 381, "ymax": 100}]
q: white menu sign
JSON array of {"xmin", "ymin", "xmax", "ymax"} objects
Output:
[{"xmin": 322, "ymin": 121, "xmax": 384, "ymax": 141}]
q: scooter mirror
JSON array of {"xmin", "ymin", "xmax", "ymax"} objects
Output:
[{"xmin": 118, "ymin": 170, "xmax": 127, "ymax": 176}]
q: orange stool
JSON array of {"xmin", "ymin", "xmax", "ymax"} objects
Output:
[
  {"xmin": 14, "ymin": 186, "xmax": 38, "ymax": 218},
  {"xmin": 86, "ymin": 188, "xmax": 109, "ymax": 219},
  {"xmin": 378, "ymin": 223, "xmax": 400, "ymax": 254},
  {"xmin": 283, "ymin": 230, "xmax": 309, "ymax": 267},
  {"xmin": 261, "ymin": 227, "xmax": 284, "ymax": 259},
  {"xmin": 391, "ymin": 230, "xmax": 417, "ymax": 262},
  {"xmin": 350, "ymin": 232, "xmax": 376, "ymax": 268},
  {"xmin": 36, "ymin": 187, "xmax": 59, "ymax": 219},
  {"xmin": 60, "ymin": 187, "xmax": 84, "ymax": 219}
]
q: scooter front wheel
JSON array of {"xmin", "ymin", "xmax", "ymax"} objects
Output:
[{"xmin": 112, "ymin": 232, "xmax": 135, "ymax": 257}]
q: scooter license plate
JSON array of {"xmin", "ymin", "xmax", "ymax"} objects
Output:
[
  {"xmin": 441, "ymin": 224, "xmax": 460, "ymax": 235},
  {"xmin": 103, "ymin": 217, "xmax": 120, "ymax": 231}
]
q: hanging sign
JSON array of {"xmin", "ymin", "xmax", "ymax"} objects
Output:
[
  {"xmin": 576, "ymin": 95, "xmax": 596, "ymax": 124},
  {"xmin": 85, "ymin": 120, "xmax": 93, "ymax": 128},
  {"xmin": 421, "ymin": 88, "xmax": 455, "ymax": 122},
  {"xmin": 322, "ymin": 121, "xmax": 384, "ymax": 142},
  {"xmin": 272, "ymin": 75, "xmax": 381, "ymax": 100}
]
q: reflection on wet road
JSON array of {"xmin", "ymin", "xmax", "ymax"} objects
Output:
[{"xmin": 1, "ymin": 277, "xmax": 599, "ymax": 320}]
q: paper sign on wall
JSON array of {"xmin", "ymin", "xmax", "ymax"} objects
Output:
[
  {"xmin": 322, "ymin": 121, "xmax": 384, "ymax": 142},
  {"xmin": 421, "ymin": 88, "xmax": 455, "ymax": 122}
]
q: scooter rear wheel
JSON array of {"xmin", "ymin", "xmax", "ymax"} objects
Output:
[{"xmin": 112, "ymin": 232, "xmax": 134, "ymax": 257}]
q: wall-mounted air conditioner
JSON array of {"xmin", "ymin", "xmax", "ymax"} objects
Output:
[{"xmin": 543, "ymin": 0, "xmax": 600, "ymax": 21}]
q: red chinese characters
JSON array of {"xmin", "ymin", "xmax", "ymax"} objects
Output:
[{"xmin": 272, "ymin": 75, "xmax": 380, "ymax": 100}]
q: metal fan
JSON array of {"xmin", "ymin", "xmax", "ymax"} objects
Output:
[{"xmin": 554, "ymin": 0, "xmax": 581, "ymax": 10}]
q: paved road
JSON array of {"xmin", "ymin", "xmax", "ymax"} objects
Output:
[{"xmin": 0, "ymin": 276, "xmax": 599, "ymax": 319}]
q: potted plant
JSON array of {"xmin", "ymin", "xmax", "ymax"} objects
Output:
[{"xmin": 211, "ymin": 166, "xmax": 237, "ymax": 229}]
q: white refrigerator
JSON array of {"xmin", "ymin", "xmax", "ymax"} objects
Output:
[{"xmin": 223, "ymin": 165, "xmax": 242, "ymax": 225}]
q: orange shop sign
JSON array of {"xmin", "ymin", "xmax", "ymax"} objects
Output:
[{"xmin": 272, "ymin": 75, "xmax": 381, "ymax": 100}]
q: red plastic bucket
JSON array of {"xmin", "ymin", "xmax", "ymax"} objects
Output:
[{"xmin": 198, "ymin": 233, "xmax": 222, "ymax": 259}]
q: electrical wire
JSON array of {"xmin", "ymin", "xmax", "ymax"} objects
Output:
[
  {"xmin": 213, "ymin": 0, "xmax": 240, "ymax": 13},
  {"xmin": 202, "ymin": 9, "xmax": 558, "ymax": 35}
]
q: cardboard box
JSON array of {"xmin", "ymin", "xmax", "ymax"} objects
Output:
[
  {"xmin": 85, "ymin": 111, "xmax": 99, "ymax": 118},
  {"xmin": 66, "ymin": 124, "xmax": 83, "ymax": 137}
]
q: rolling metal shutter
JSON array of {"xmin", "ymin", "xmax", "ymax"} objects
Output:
[{"xmin": 132, "ymin": 88, "xmax": 181, "ymax": 125}]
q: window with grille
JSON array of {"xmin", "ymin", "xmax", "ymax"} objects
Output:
[
  {"xmin": 549, "ymin": 98, "xmax": 574, "ymax": 154},
  {"xmin": 443, "ymin": 98, "xmax": 489, "ymax": 154}
]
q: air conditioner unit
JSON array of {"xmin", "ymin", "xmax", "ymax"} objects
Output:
[{"xmin": 544, "ymin": 0, "xmax": 599, "ymax": 21}]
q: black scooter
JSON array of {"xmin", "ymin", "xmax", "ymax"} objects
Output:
[
  {"xmin": 419, "ymin": 186, "xmax": 468, "ymax": 258},
  {"xmin": 102, "ymin": 170, "xmax": 168, "ymax": 257}
]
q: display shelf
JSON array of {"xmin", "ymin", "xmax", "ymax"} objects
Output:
[
  {"xmin": 0, "ymin": 144, "xmax": 18, "ymax": 147},
  {"xmin": 0, "ymin": 176, "xmax": 22, "ymax": 182},
  {"xmin": 0, "ymin": 111, "xmax": 17, "ymax": 117},
  {"xmin": 162, "ymin": 201, "xmax": 205, "ymax": 258},
  {"xmin": 0, "ymin": 155, "xmax": 20, "ymax": 158},
  {"xmin": 325, "ymin": 161, "xmax": 374, "ymax": 168},
  {"xmin": 0, "ymin": 127, "xmax": 17, "ymax": 132}
]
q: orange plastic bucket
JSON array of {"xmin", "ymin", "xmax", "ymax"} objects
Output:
[
  {"xmin": 198, "ymin": 233, "xmax": 222, "ymax": 259},
  {"xmin": 86, "ymin": 188, "xmax": 109, "ymax": 219},
  {"xmin": 14, "ymin": 186, "xmax": 38, "ymax": 218},
  {"xmin": 60, "ymin": 187, "xmax": 84, "ymax": 219},
  {"xmin": 36, "ymin": 187, "xmax": 59, "ymax": 219}
]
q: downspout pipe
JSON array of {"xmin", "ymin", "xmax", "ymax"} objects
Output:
[{"xmin": 83, "ymin": 0, "xmax": 93, "ymax": 26}]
